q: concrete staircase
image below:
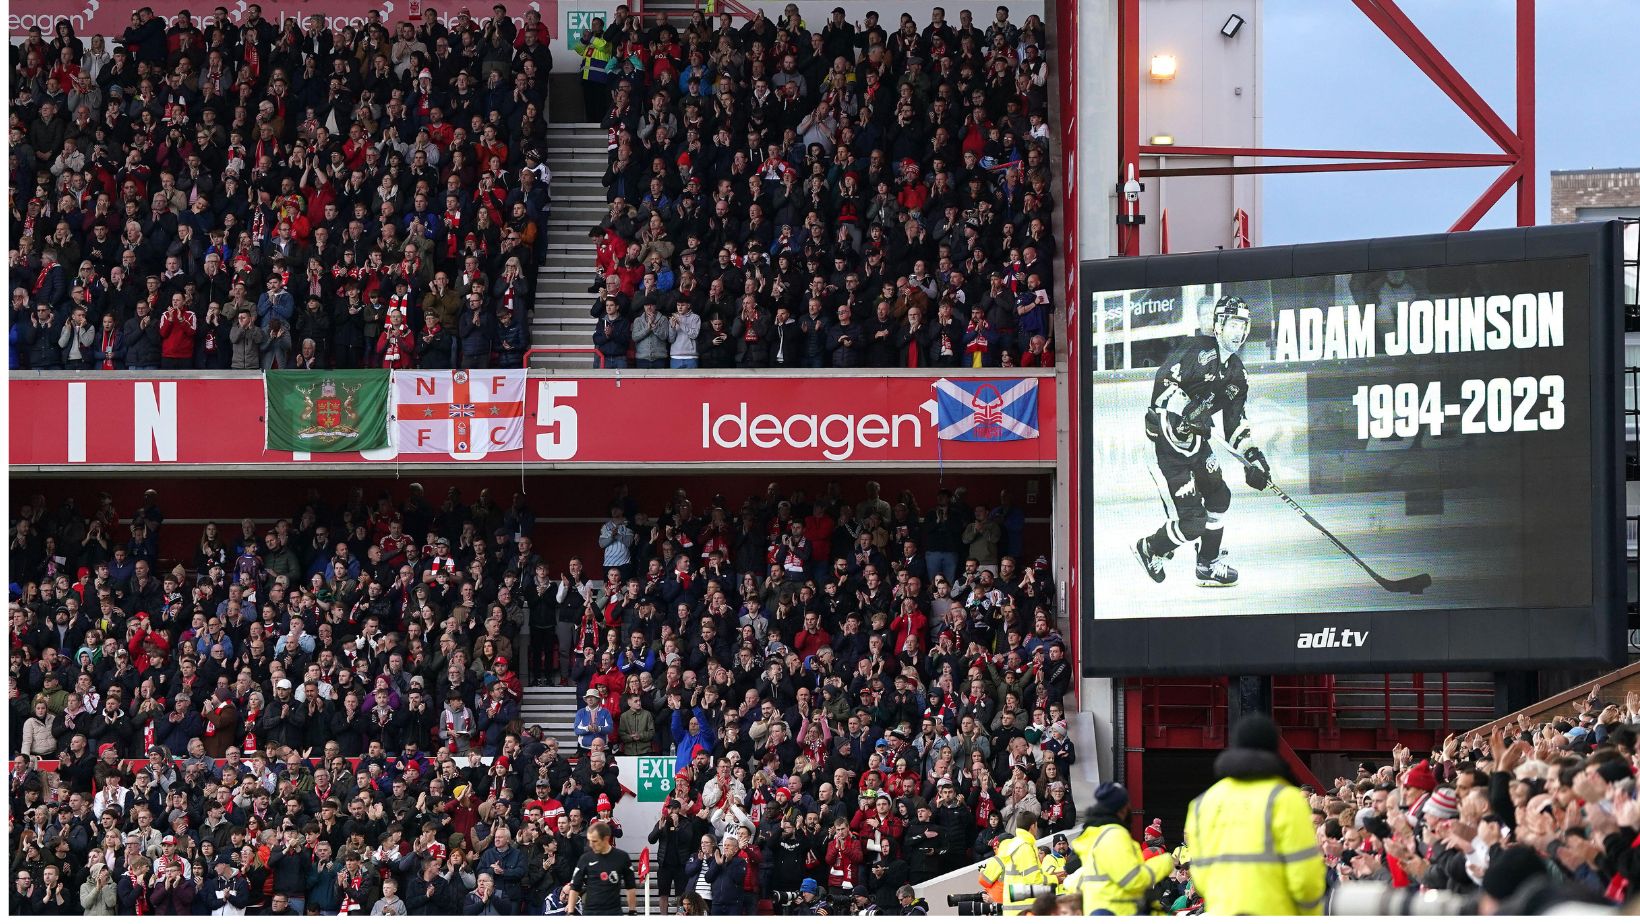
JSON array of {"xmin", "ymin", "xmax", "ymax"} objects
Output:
[
  {"xmin": 519, "ymin": 684, "xmax": 583, "ymax": 751},
  {"xmin": 640, "ymin": 0, "xmax": 709, "ymax": 22},
  {"xmin": 532, "ymin": 123, "xmax": 609, "ymax": 369}
]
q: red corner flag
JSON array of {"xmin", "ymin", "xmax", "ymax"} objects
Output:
[{"xmin": 638, "ymin": 847, "xmax": 650, "ymax": 879}]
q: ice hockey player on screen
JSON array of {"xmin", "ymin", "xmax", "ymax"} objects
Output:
[{"xmin": 1134, "ymin": 295, "xmax": 1271, "ymax": 587}]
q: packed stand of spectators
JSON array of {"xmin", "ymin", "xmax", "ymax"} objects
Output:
[
  {"xmin": 8, "ymin": 479, "xmax": 1068, "ymax": 914},
  {"xmin": 10, "ymin": 5, "xmax": 552, "ymax": 374},
  {"xmin": 1002, "ymin": 697, "xmax": 1640, "ymax": 916},
  {"xmin": 578, "ymin": 4, "xmax": 1059, "ymax": 370},
  {"xmin": 1267, "ymin": 686, "xmax": 1640, "ymax": 913}
]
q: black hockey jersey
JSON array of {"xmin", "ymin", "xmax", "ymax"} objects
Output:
[{"xmin": 1144, "ymin": 335, "xmax": 1250, "ymax": 456}]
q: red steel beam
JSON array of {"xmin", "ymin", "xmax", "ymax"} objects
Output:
[
  {"xmin": 1124, "ymin": 682, "xmax": 1148, "ymax": 838},
  {"xmin": 1515, "ymin": 0, "xmax": 1536, "ymax": 225},
  {"xmin": 1450, "ymin": 164, "xmax": 1523, "ymax": 231},
  {"xmin": 1139, "ymin": 145, "xmax": 1515, "ymax": 163},
  {"xmin": 1119, "ymin": 1, "xmax": 1535, "ymax": 248},
  {"xmin": 1118, "ymin": 0, "xmax": 1141, "ymax": 256},
  {"xmin": 1149, "ymin": 159, "xmax": 1507, "ymax": 179},
  {"xmin": 1352, "ymin": 0, "xmax": 1520, "ymax": 155}
]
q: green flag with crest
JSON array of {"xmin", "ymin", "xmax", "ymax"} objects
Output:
[{"xmin": 264, "ymin": 370, "xmax": 389, "ymax": 452}]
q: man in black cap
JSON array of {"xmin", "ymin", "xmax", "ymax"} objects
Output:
[
  {"xmin": 1066, "ymin": 781, "xmax": 1173, "ymax": 914},
  {"xmin": 1183, "ymin": 714, "xmax": 1325, "ymax": 915}
]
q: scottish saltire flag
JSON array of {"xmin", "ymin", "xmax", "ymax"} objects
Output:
[{"xmin": 933, "ymin": 378, "xmax": 1040, "ymax": 441}]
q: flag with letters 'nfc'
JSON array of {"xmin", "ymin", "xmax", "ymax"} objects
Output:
[
  {"xmin": 390, "ymin": 370, "xmax": 527, "ymax": 454},
  {"xmin": 933, "ymin": 378, "xmax": 1040, "ymax": 441}
]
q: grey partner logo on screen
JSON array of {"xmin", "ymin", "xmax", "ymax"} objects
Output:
[{"xmin": 1296, "ymin": 628, "xmax": 1370, "ymax": 649}]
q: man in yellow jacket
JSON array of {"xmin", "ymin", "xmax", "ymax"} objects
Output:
[
  {"xmin": 1067, "ymin": 781, "xmax": 1175, "ymax": 914},
  {"xmin": 995, "ymin": 811, "xmax": 1051, "ymax": 915},
  {"xmin": 978, "ymin": 851, "xmax": 1006, "ymax": 904},
  {"xmin": 1184, "ymin": 715, "xmax": 1326, "ymax": 915},
  {"xmin": 569, "ymin": 17, "xmax": 613, "ymax": 118}
]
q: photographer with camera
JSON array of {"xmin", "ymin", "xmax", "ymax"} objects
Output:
[{"xmin": 773, "ymin": 877, "xmax": 828, "ymax": 915}]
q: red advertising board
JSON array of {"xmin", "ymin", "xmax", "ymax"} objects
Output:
[{"xmin": 9, "ymin": 372, "xmax": 1057, "ymax": 470}]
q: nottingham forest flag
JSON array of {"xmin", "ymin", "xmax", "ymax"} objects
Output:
[{"xmin": 264, "ymin": 371, "xmax": 390, "ymax": 452}]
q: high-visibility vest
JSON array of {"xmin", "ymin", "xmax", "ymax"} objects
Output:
[
  {"xmin": 997, "ymin": 830, "xmax": 1049, "ymax": 915},
  {"xmin": 572, "ymin": 34, "xmax": 612, "ymax": 82},
  {"xmin": 1040, "ymin": 849, "xmax": 1066, "ymax": 887},
  {"xmin": 978, "ymin": 854, "xmax": 1006, "ymax": 903},
  {"xmin": 1070, "ymin": 823, "xmax": 1175, "ymax": 915},
  {"xmin": 1184, "ymin": 776, "xmax": 1326, "ymax": 916}
]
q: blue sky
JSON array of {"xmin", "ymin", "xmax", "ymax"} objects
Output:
[{"xmin": 1262, "ymin": 0, "xmax": 1639, "ymax": 244}]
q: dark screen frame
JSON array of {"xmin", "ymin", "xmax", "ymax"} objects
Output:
[{"xmin": 1078, "ymin": 223, "xmax": 1626, "ymax": 676}]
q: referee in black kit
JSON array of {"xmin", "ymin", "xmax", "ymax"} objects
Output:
[{"xmin": 566, "ymin": 820, "xmax": 639, "ymax": 915}]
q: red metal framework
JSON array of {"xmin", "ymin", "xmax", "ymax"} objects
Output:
[
  {"xmin": 1116, "ymin": 0, "xmax": 1536, "ymax": 254},
  {"xmin": 1131, "ymin": 674, "xmax": 1494, "ymax": 752}
]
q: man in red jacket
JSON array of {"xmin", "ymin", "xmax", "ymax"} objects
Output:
[
  {"xmin": 158, "ymin": 294, "xmax": 197, "ymax": 369},
  {"xmin": 824, "ymin": 816, "xmax": 864, "ymax": 892}
]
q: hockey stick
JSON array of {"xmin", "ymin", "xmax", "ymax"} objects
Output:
[{"xmin": 1214, "ymin": 440, "xmax": 1433, "ymax": 595}]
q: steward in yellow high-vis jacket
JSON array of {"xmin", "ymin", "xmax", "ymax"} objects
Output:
[
  {"xmin": 569, "ymin": 18, "xmax": 613, "ymax": 117},
  {"xmin": 996, "ymin": 811, "xmax": 1051, "ymax": 915},
  {"xmin": 1067, "ymin": 782, "xmax": 1175, "ymax": 915},
  {"xmin": 1184, "ymin": 715, "xmax": 1326, "ymax": 915}
]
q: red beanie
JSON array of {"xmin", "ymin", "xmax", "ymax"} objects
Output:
[{"xmin": 1404, "ymin": 759, "xmax": 1437, "ymax": 792}]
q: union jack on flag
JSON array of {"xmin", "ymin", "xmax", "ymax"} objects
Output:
[
  {"xmin": 933, "ymin": 378, "xmax": 1040, "ymax": 442},
  {"xmin": 448, "ymin": 404, "xmax": 475, "ymax": 418}
]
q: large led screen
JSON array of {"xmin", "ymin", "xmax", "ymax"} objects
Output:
[{"xmin": 1080, "ymin": 225, "xmax": 1625, "ymax": 674}]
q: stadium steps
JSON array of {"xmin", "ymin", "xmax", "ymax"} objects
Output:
[
  {"xmin": 533, "ymin": 123, "xmax": 610, "ymax": 369},
  {"xmin": 642, "ymin": 0, "xmax": 709, "ymax": 16},
  {"xmin": 1329, "ymin": 673, "xmax": 1496, "ymax": 729},
  {"xmin": 520, "ymin": 685, "xmax": 583, "ymax": 752}
]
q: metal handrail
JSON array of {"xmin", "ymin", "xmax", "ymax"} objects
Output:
[{"xmin": 524, "ymin": 347, "xmax": 607, "ymax": 368}]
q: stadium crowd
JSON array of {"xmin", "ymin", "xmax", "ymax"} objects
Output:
[
  {"xmin": 578, "ymin": 4, "xmax": 1059, "ymax": 369},
  {"xmin": 1285, "ymin": 690, "xmax": 1640, "ymax": 913},
  {"xmin": 971, "ymin": 697, "xmax": 1640, "ymax": 917},
  {"xmin": 8, "ymin": 479, "xmax": 1068, "ymax": 914},
  {"xmin": 10, "ymin": 4, "xmax": 551, "ymax": 373}
]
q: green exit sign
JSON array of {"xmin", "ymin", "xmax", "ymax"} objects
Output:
[
  {"xmin": 566, "ymin": 10, "xmax": 601, "ymax": 39},
  {"xmin": 637, "ymin": 756, "xmax": 675, "ymax": 801}
]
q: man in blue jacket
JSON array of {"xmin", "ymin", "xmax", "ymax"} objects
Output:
[
  {"xmin": 199, "ymin": 857, "xmax": 251, "ymax": 915},
  {"xmin": 670, "ymin": 702, "xmax": 716, "ymax": 774},
  {"xmin": 705, "ymin": 830, "xmax": 751, "ymax": 916},
  {"xmin": 477, "ymin": 681, "xmax": 520, "ymax": 757},
  {"xmin": 574, "ymin": 690, "xmax": 614, "ymax": 749},
  {"xmin": 477, "ymin": 823, "xmax": 527, "ymax": 901}
]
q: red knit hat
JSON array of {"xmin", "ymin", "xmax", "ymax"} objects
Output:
[
  {"xmin": 1404, "ymin": 759, "xmax": 1438, "ymax": 792},
  {"xmin": 597, "ymin": 794, "xmax": 612, "ymax": 813},
  {"xmin": 1144, "ymin": 819, "xmax": 1163, "ymax": 840}
]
